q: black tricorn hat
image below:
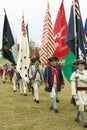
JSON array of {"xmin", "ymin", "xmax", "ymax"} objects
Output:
[
  {"xmin": 31, "ymin": 57, "xmax": 36, "ymax": 63},
  {"xmin": 35, "ymin": 57, "xmax": 41, "ymax": 63},
  {"xmin": 48, "ymin": 57, "xmax": 58, "ymax": 62},
  {"xmin": 11, "ymin": 63, "xmax": 17, "ymax": 66},
  {"xmin": 73, "ymin": 59, "xmax": 86, "ymax": 65}
]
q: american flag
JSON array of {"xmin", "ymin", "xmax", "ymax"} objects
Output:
[
  {"xmin": 17, "ymin": 15, "xmax": 30, "ymax": 82},
  {"xmin": 40, "ymin": 2, "xmax": 55, "ymax": 65}
]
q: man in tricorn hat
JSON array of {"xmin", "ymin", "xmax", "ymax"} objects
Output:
[
  {"xmin": 44, "ymin": 56, "xmax": 65, "ymax": 113},
  {"xmin": 28, "ymin": 57, "xmax": 43, "ymax": 103},
  {"xmin": 70, "ymin": 59, "xmax": 87, "ymax": 127}
]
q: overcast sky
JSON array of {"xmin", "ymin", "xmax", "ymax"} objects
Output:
[{"xmin": 0, "ymin": 0, "xmax": 87, "ymax": 49}]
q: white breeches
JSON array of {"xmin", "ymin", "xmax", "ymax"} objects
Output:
[
  {"xmin": 12, "ymin": 78, "xmax": 17, "ymax": 91},
  {"xmin": 50, "ymin": 84, "xmax": 57, "ymax": 99},
  {"xmin": 33, "ymin": 82, "xmax": 39, "ymax": 100},
  {"xmin": 76, "ymin": 91, "xmax": 87, "ymax": 106},
  {"xmin": 19, "ymin": 79, "xmax": 27, "ymax": 94}
]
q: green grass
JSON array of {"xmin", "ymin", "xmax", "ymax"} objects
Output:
[{"xmin": 0, "ymin": 75, "xmax": 86, "ymax": 130}]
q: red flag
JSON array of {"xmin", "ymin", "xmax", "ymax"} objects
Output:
[
  {"xmin": 53, "ymin": 0, "xmax": 68, "ymax": 59},
  {"xmin": 40, "ymin": 2, "xmax": 55, "ymax": 65},
  {"xmin": 31, "ymin": 46, "xmax": 38, "ymax": 59}
]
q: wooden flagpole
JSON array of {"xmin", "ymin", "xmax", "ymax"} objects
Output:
[{"xmin": 73, "ymin": 0, "xmax": 78, "ymax": 92}]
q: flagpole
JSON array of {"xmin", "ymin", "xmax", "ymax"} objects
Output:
[
  {"xmin": 73, "ymin": 0, "xmax": 77, "ymax": 58},
  {"xmin": 73, "ymin": 0, "xmax": 78, "ymax": 92}
]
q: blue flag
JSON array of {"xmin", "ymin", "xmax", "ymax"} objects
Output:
[
  {"xmin": 63, "ymin": 0, "xmax": 86, "ymax": 83},
  {"xmin": 84, "ymin": 18, "xmax": 87, "ymax": 33},
  {"xmin": 66, "ymin": 0, "xmax": 86, "ymax": 60},
  {"xmin": 2, "ymin": 10, "xmax": 17, "ymax": 64},
  {"xmin": 84, "ymin": 18, "xmax": 87, "ymax": 54}
]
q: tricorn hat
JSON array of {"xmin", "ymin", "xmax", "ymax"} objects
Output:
[
  {"xmin": 72, "ymin": 59, "xmax": 86, "ymax": 65},
  {"xmin": 34, "ymin": 57, "xmax": 41, "ymax": 63},
  {"xmin": 31, "ymin": 57, "xmax": 36, "ymax": 63},
  {"xmin": 48, "ymin": 57, "xmax": 58, "ymax": 62}
]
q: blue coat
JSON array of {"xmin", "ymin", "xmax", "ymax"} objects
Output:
[{"xmin": 44, "ymin": 66, "xmax": 64, "ymax": 92}]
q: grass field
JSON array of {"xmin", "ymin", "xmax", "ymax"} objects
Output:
[{"xmin": 0, "ymin": 73, "xmax": 87, "ymax": 130}]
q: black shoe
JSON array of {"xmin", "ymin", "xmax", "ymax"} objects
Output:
[
  {"xmin": 36, "ymin": 100, "xmax": 39, "ymax": 103},
  {"xmin": 56, "ymin": 99, "xmax": 59, "ymax": 103},
  {"xmin": 2, "ymin": 81, "xmax": 5, "ymax": 84},
  {"xmin": 84, "ymin": 122, "xmax": 87, "ymax": 127},
  {"xmin": 54, "ymin": 108, "xmax": 59, "ymax": 113},
  {"xmin": 75, "ymin": 118, "xmax": 80, "ymax": 122},
  {"xmin": 23, "ymin": 93, "xmax": 27, "ymax": 96},
  {"xmin": 13, "ymin": 90, "xmax": 16, "ymax": 92},
  {"xmin": 34, "ymin": 99, "xmax": 39, "ymax": 103},
  {"xmin": 50, "ymin": 106, "xmax": 54, "ymax": 110}
]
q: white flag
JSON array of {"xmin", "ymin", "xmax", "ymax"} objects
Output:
[{"xmin": 17, "ymin": 15, "xmax": 30, "ymax": 82}]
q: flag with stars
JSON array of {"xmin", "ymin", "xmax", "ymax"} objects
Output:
[{"xmin": 17, "ymin": 15, "xmax": 30, "ymax": 82}]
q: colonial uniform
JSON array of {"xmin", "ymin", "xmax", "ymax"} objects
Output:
[
  {"xmin": 70, "ymin": 59, "xmax": 87, "ymax": 127},
  {"xmin": 11, "ymin": 67, "xmax": 18, "ymax": 92},
  {"xmin": 17, "ymin": 72, "xmax": 27, "ymax": 96},
  {"xmin": 44, "ymin": 57, "xmax": 64, "ymax": 113},
  {"xmin": 2, "ymin": 65, "xmax": 8, "ymax": 83},
  {"xmin": 28, "ymin": 57, "xmax": 43, "ymax": 103}
]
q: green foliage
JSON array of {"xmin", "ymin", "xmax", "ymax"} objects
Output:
[{"xmin": 29, "ymin": 39, "xmax": 36, "ymax": 56}]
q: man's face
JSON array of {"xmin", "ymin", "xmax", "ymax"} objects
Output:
[
  {"xmin": 50, "ymin": 61, "xmax": 56, "ymax": 67},
  {"xmin": 77, "ymin": 64, "xmax": 85, "ymax": 71}
]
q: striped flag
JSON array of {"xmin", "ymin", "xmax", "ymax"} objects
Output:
[
  {"xmin": 17, "ymin": 15, "xmax": 30, "ymax": 82},
  {"xmin": 40, "ymin": 2, "xmax": 55, "ymax": 65}
]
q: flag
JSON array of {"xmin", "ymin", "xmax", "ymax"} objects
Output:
[
  {"xmin": 17, "ymin": 15, "xmax": 30, "ymax": 82},
  {"xmin": 31, "ymin": 46, "xmax": 38, "ymax": 59},
  {"xmin": 26, "ymin": 23, "xmax": 29, "ymax": 44},
  {"xmin": 53, "ymin": 0, "xmax": 68, "ymax": 59},
  {"xmin": 84, "ymin": 18, "xmax": 87, "ymax": 55},
  {"xmin": 66, "ymin": 0, "xmax": 86, "ymax": 60},
  {"xmin": 40, "ymin": 2, "xmax": 55, "ymax": 65},
  {"xmin": 84, "ymin": 18, "xmax": 87, "ymax": 41},
  {"xmin": 63, "ymin": 0, "xmax": 86, "ymax": 82},
  {"xmin": 63, "ymin": 51, "xmax": 76, "ymax": 83},
  {"xmin": 2, "ymin": 10, "xmax": 17, "ymax": 64}
]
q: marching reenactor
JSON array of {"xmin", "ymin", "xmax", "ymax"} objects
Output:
[
  {"xmin": 70, "ymin": 59, "xmax": 87, "ymax": 127},
  {"xmin": 2, "ymin": 64, "xmax": 8, "ymax": 83},
  {"xmin": 10, "ymin": 64, "xmax": 18, "ymax": 92},
  {"xmin": 44, "ymin": 57, "xmax": 65, "ymax": 113},
  {"xmin": 28, "ymin": 57, "xmax": 43, "ymax": 103}
]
